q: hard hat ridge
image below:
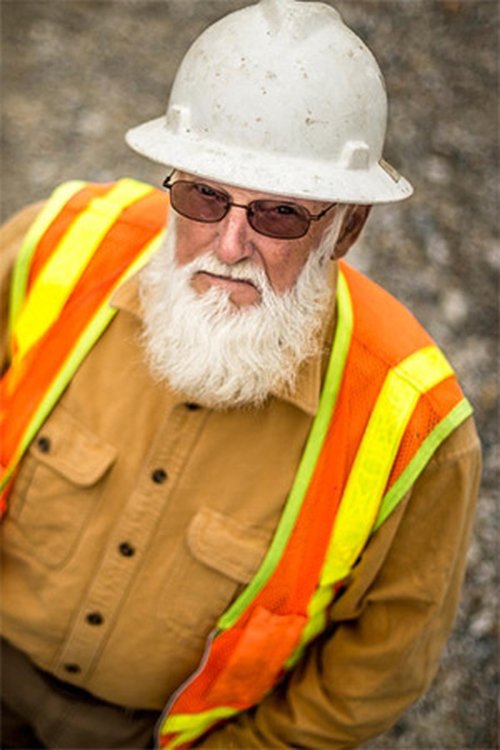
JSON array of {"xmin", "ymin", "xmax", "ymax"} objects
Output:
[
  {"xmin": 126, "ymin": 0, "xmax": 413, "ymax": 204},
  {"xmin": 258, "ymin": 0, "xmax": 343, "ymax": 37}
]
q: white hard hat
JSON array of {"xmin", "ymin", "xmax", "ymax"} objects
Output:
[{"xmin": 126, "ymin": 0, "xmax": 413, "ymax": 204}]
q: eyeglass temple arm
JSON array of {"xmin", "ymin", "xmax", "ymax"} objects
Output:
[
  {"xmin": 310, "ymin": 203, "xmax": 338, "ymax": 221},
  {"xmin": 162, "ymin": 171, "xmax": 176, "ymax": 189}
]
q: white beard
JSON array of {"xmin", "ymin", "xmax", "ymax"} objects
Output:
[{"xmin": 139, "ymin": 211, "xmax": 346, "ymax": 409}]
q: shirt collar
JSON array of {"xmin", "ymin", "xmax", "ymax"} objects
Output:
[
  {"xmin": 110, "ymin": 273, "xmax": 144, "ymax": 318},
  {"xmin": 110, "ymin": 262, "xmax": 339, "ymax": 418}
]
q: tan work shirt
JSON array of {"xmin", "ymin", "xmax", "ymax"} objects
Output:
[{"xmin": 0, "ymin": 204, "xmax": 481, "ymax": 749}]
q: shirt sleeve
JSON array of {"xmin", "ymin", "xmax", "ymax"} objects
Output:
[
  {"xmin": 0, "ymin": 202, "xmax": 45, "ymax": 371},
  {"xmin": 196, "ymin": 416, "xmax": 481, "ymax": 749}
]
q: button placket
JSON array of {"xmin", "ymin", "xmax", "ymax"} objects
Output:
[{"xmin": 53, "ymin": 405, "xmax": 208, "ymax": 682}]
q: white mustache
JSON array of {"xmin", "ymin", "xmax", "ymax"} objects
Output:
[{"xmin": 185, "ymin": 253, "xmax": 268, "ymax": 294}]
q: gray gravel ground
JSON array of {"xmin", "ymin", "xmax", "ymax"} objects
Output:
[{"xmin": 1, "ymin": 1, "xmax": 498, "ymax": 748}]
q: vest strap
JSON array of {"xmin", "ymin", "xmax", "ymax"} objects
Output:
[
  {"xmin": 216, "ymin": 269, "xmax": 354, "ymax": 631},
  {"xmin": 1, "ymin": 180, "xmax": 166, "ymax": 503},
  {"xmin": 322, "ymin": 344, "xmax": 454, "ymax": 584},
  {"xmin": 12, "ymin": 180, "xmax": 155, "ymax": 360},
  {"xmin": 9, "ymin": 180, "xmax": 87, "ymax": 348},
  {"xmin": 374, "ymin": 397, "xmax": 473, "ymax": 529}
]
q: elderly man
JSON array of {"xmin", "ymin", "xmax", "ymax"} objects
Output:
[{"xmin": 0, "ymin": 1, "xmax": 480, "ymax": 749}]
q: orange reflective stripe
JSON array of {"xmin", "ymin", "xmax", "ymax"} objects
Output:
[{"xmin": 209, "ymin": 608, "xmax": 305, "ymax": 706}]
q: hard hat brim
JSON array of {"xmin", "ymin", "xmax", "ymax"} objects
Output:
[{"xmin": 126, "ymin": 117, "xmax": 413, "ymax": 205}]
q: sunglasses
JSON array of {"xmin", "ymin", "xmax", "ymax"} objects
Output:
[{"xmin": 162, "ymin": 173, "xmax": 337, "ymax": 240}]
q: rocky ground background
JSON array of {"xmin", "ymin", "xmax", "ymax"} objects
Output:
[{"xmin": 1, "ymin": 1, "xmax": 498, "ymax": 748}]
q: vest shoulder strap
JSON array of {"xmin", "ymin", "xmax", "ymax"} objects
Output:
[
  {"xmin": 9, "ymin": 179, "xmax": 164, "ymax": 361},
  {"xmin": 337, "ymin": 263, "xmax": 472, "ymax": 528},
  {"xmin": 0, "ymin": 179, "xmax": 167, "ymax": 504}
]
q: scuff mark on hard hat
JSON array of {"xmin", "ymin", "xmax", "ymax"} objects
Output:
[{"xmin": 305, "ymin": 117, "xmax": 327, "ymax": 127}]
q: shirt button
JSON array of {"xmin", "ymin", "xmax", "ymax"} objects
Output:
[
  {"xmin": 151, "ymin": 468, "xmax": 168, "ymax": 484},
  {"xmin": 185, "ymin": 403, "xmax": 200, "ymax": 411},
  {"xmin": 118, "ymin": 541, "xmax": 135, "ymax": 557},
  {"xmin": 63, "ymin": 663, "xmax": 81, "ymax": 674},
  {"xmin": 37, "ymin": 436, "xmax": 51, "ymax": 453},
  {"xmin": 86, "ymin": 612, "xmax": 104, "ymax": 626}
]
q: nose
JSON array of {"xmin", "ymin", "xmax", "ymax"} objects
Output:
[{"xmin": 214, "ymin": 206, "xmax": 255, "ymax": 265}]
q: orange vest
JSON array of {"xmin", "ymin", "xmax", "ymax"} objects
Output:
[{"xmin": 0, "ymin": 180, "xmax": 472, "ymax": 748}]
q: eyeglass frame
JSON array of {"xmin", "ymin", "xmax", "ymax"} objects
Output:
[{"xmin": 161, "ymin": 172, "xmax": 337, "ymax": 240}]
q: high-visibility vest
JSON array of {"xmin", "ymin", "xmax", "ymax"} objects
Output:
[{"xmin": 0, "ymin": 180, "xmax": 472, "ymax": 748}]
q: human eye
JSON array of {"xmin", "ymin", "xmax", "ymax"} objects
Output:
[
  {"xmin": 196, "ymin": 183, "xmax": 216, "ymax": 197},
  {"xmin": 274, "ymin": 203, "xmax": 302, "ymax": 216},
  {"xmin": 194, "ymin": 183, "xmax": 225, "ymax": 203}
]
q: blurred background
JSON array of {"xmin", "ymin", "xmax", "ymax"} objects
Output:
[{"xmin": 1, "ymin": 1, "xmax": 498, "ymax": 747}]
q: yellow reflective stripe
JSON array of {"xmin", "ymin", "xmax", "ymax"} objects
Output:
[
  {"xmin": 159, "ymin": 706, "xmax": 238, "ymax": 748},
  {"xmin": 285, "ymin": 583, "xmax": 334, "ymax": 669},
  {"xmin": 393, "ymin": 344, "xmax": 454, "ymax": 393},
  {"xmin": 0, "ymin": 229, "xmax": 164, "ymax": 494},
  {"xmin": 13, "ymin": 179, "xmax": 154, "ymax": 360},
  {"xmin": 216, "ymin": 269, "xmax": 353, "ymax": 631},
  {"xmin": 321, "ymin": 344, "xmax": 454, "ymax": 585},
  {"xmin": 374, "ymin": 398, "xmax": 473, "ymax": 530},
  {"xmin": 8, "ymin": 180, "xmax": 86, "ymax": 349}
]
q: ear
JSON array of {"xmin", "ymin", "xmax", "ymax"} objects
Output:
[{"xmin": 331, "ymin": 205, "xmax": 372, "ymax": 259}]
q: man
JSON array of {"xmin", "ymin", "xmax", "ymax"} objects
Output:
[{"xmin": 0, "ymin": 1, "xmax": 481, "ymax": 748}]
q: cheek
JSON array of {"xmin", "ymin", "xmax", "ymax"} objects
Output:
[
  {"xmin": 266, "ymin": 244, "xmax": 312, "ymax": 294},
  {"xmin": 173, "ymin": 217, "xmax": 216, "ymax": 266},
  {"xmin": 268, "ymin": 220, "xmax": 331, "ymax": 293}
]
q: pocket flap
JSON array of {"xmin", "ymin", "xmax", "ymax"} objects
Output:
[
  {"xmin": 30, "ymin": 407, "xmax": 117, "ymax": 486},
  {"xmin": 187, "ymin": 508, "xmax": 271, "ymax": 583}
]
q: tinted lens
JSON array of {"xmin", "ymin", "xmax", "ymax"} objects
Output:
[
  {"xmin": 249, "ymin": 201, "xmax": 310, "ymax": 239},
  {"xmin": 170, "ymin": 181, "xmax": 230, "ymax": 222}
]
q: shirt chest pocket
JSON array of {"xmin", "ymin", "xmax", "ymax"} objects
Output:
[
  {"xmin": 7, "ymin": 406, "xmax": 117, "ymax": 569},
  {"xmin": 157, "ymin": 507, "xmax": 273, "ymax": 645}
]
